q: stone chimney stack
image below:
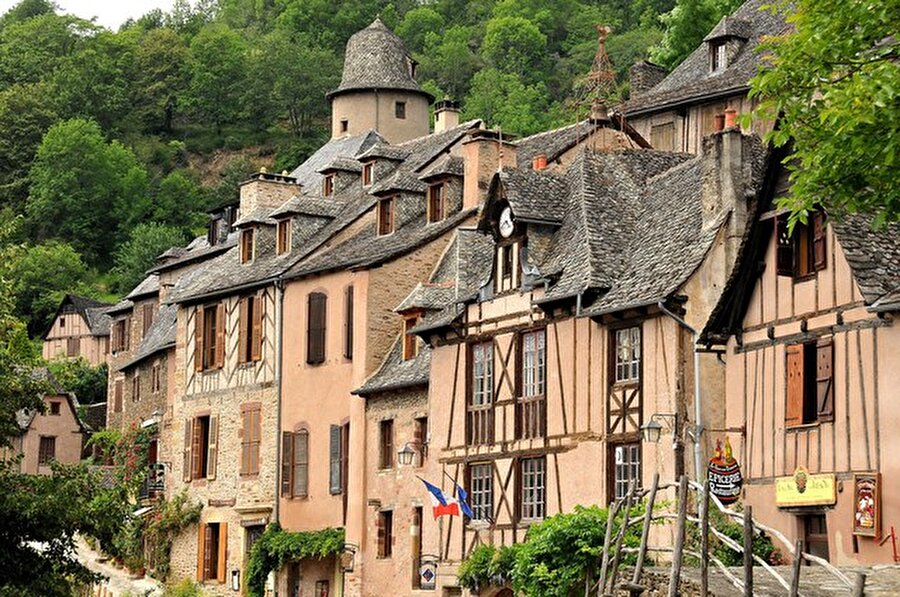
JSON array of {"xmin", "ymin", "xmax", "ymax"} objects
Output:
[
  {"xmin": 434, "ymin": 99, "xmax": 461, "ymax": 134},
  {"xmin": 629, "ymin": 61, "xmax": 667, "ymax": 96},
  {"xmin": 461, "ymin": 129, "xmax": 517, "ymax": 211},
  {"xmin": 239, "ymin": 169, "xmax": 301, "ymax": 215}
]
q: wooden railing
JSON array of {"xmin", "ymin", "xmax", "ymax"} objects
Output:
[
  {"xmin": 467, "ymin": 404, "xmax": 494, "ymax": 445},
  {"xmin": 516, "ymin": 396, "xmax": 546, "ymax": 439}
]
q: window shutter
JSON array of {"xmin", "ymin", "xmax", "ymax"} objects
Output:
[
  {"xmin": 191, "ymin": 418, "xmax": 203, "ymax": 479},
  {"xmin": 785, "ymin": 345, "xmax": 804, "ymax": 426},
  {"xmin": 294, "ymin": 431, "xmax": 308, "ymax": 497},
  {"xmin": 281, "ymin": 431, "xmax": 293, "ymax": 497},
  {"xmin": 816, "ymin": 338, "xmax": 834, "ymax": 420},
  {"xmin": 344, "ymin": 286, "xmax": 354, "ymax": 360},
  {"xmin": 207, "ymin": 416, "xmax": 218, "ymax": 480},
  {"xmin": 329, "ymin": 425, "xmax": 342, "ymax": 494},
  {"xmin": 776, "ymin": 216, "xmax": 795, "ymax": 276},
  {"xmin": 194, "ymin": 310, "xmax": 204, "ymax": 372},
  {"xmin": 215, "ymin": 303, "xmax": 226, "ymax": 369},
  {"xmin": 812, "ymin": 213, "xmax": 827, "ymax": 271},
  {"xmin": 307, "ymin": 293, "xmax": 326, "ymax": 364},
  {"xmin": 251, "ymin": 292, "xmax": 263, "ymax": 361},
  {"xmin": 124, "ymin": 317, "xmax": 131, "ymax": 351},
  {"xmin": 183, "ymin": 421, "xmax": 193, "ymax": 482},
  {"xmin": 216, "ymin": 523, "xmax": 227, "ymax": 583},
  {"xmin": 111, "ymin": 321, "xmax": 119, "ymax": 352},
  {"xmin": 238, "ymin": 297, "xmax": 249, "ymax": 364},
  {"xmin": 376, "ymin": 513, "xmax": 385, "ymax": 557},
  {"xmin": 114, "ymin": 380, "xmax": 123, "ymax": 413},
  {"xmin": 197, "ymin": 522, "xmax": 206, "ymax": 580}
]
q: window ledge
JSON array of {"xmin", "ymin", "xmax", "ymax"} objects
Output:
[{"xmin": 785, "ymin": 422, "xmax": 821, "ymax": 431}]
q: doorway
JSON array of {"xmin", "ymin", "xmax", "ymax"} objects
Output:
[{"xmin": 803, "ymin": 514, "xmax": 829, "ymax": 562}]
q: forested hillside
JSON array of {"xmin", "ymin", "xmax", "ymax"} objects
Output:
[{"xmin": 0, "ymin": 0, "xmax": 742, "ymax": 339}]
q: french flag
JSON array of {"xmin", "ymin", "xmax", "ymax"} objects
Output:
[{"xmin": 421, "ymin": 478, "xmax": 460, "ymax": 518}]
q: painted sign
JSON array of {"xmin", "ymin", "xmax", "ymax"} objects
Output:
[
  {"xmin": 775, "ymin": 467, "xmax": 836, "ymax": 507},
  {"xmin": 853, "ymin": 473, "xmax": 881, "ymax": 537},
  {"xmin": 707, "ymin": 437, "xmax": 742, "ymax": 505},
  {"xmin": 419, "ymin": 557, "xmax": 438, "ymax": 590}
]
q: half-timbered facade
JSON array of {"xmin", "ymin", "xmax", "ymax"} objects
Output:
[
  {"xmin": 701, "ymin": 158, "xmax": 900, "ymax": 565},
  {"xmin": 41, "ymin": 294, "xmax": 112, "ymax": 366}
]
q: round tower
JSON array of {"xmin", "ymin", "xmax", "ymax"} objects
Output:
[{"xmin": 328, "ymin": 17, "xmax": 434, "ymax": 143}]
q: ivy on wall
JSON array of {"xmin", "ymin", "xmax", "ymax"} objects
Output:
[{"xmin": 245, "ymin": 524, "xmax": 345, "ymax": 597}]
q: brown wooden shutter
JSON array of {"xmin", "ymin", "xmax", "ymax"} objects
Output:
[
  {"xmin": 329, "ymin": 425, "xmax": 342, "ymax": 495},
  {"xmin": 111, "ymin": 320, "xmax": 119, "ymax": 352},
  {"xmin": 812, "ymin": 213, "xmax": 827, "ymax": 271},
  {"xmin": 124, "ymin": 316, "xmax": 131, "ymax": 351},
  {"xmin": 194, "ymin": 309, "xmax": 204, "ymax": 372},
  {"xmin": 215, "ymin": 303, "xmax": 226, "ymax": 369},
  {"xmin": 776, "ymin": 216, "xmax": 795, "ymax": 276},
  {"xmin": 238, "ymin": 297, "xmax": 249, "ymax": 364},
  {"xmin": 294, "ymin": 431, "xmax": 308, "ymax": 497},
  {"xmin": 343, "ymin": 286, "xmax": 354, "ymax": 360},
  {"xmin": 216, "ymin": 523, "xmax": 227, "ymax": 583},
  {"xmin": 191, "ymin": 418, "xmax": 202, "ymax": 479},
  {"xmin": 281, "ymin": 431, "xmax": 293, "ymax": 497},
  {"xmin": 114, "ymin": 380, "xmax": 123, "ymax": 413},
  {"xmin": 183, "ymin": 421, "xmax": 193, "ymax": 482},
  {"xmin": 376, "ymin": 512, "xmax": 385, "ymax": 557},
  {"xmin": 251, "ymin": 292, "xmax": 263, "ymax": 361},
  {"xmin": 307, "ymin": 293, "xmax": 326, "ymax": 364},
  {"xmin": 206, "ymin": 416, "xmax": 218, "ymax": 480},
  {"xmin": 816, "ymin": 338, "xmax": 834, "ymax": 420},
  {"xmin": 785, "ymin": 344, "xmax": 804, "ymax": 427},
  {"xmin": 197, "ymin": 522, "xmax": 207, "ymax": 580}
]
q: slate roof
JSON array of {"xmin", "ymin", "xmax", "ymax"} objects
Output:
[
  {"xmin": 234, "ymin": 207, "xmax": 278, "ymax": 227},
  {"xmin": 319, "ymin": 156, "xmax": 363, "ymax": 174},
  {"xmin": 622, "ymin": 0, "xmax": 788, "ymax": 116},
  {"xmin": 353, "ymin": 339, "xmax": 431, "ymax": 396},
  {"xmin": 41, "ymin": 294, "xmax": 114, "ymax": 339},
  {"xmin": 329, "ymin": 17, "xmax": 434, "ymax": 102},
  {"xmin": 357, "ymin": 143, "xmax": 411, "ymax": 162},
  {"xmin": 84, "ymin": 307, "xmax": 111, "ymax": 336},
  {"xmin": 288, "ymin": 130, "xmax": 383, "ymax": 194},
  {"xmin": 120, "ymin": 304, "xmax": 177, "ymax": 371},
  {"xmin": 15, "ymin": 369, "xmax": 86, "ymax": 434},
  {"xmin": 831, "ymin": 215, "xmax": 900, "ymax": 305},
  {"xmin": 149, "ymin": 234, "xmax": 238, "ymax": 275},
  {"xmin": 419, "ymin": 154, "xmax": 464, "ymax": 181},
  {"xmin": 494, "ymin": 168, "xmax": 570, "ymax": 225},
  {"xmin": 269, "ymin": 197, "xmax": 345, "ymax": 219},
  {"xmin": 513, "ymin": 118, "xmax": 648, "ymax": 167},
  {"xmin": 125, "ymin": 274, "xmax": 160, "ymax": 301}
]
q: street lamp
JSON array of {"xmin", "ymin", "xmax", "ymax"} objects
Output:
[
  {"xmin": 398, "ymin": 440, "xmax": 427, "ymax": 466},
  {"xmin": 641, "ymin": 418, "xmax": 664, "ymax": 443}
]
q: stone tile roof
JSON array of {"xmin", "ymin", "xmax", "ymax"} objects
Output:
[
  {"xmin": 496, "ymin": 168, "xmax": 570, "ymax": 224},
  {"xmin": 125, "ymin": 274, "xmax": 160, "ymax": 302},
  {"xmin": 357, "ymin": 143, "xmax": 410, "ymax": 162},
  {"xmin": 353, "ymin": 338, "xmax": 431, "ymax": 396},
  {"xmin": 84, "ymin": 307, "xmax": 111, "ymax": 337},
  {"xmin": 419, "ymin": 154, "xmax": 464, "ymax": 181},
  {"xmin": 269, "ymin": 197, "xmax": 345, "ymax": 219},
  {"xmin": 148, "ymin": 234, "xmax": 238, "ymax": 275},
  {"xmin": 15, "ymin": 369, "xmax": 85, "ymax": 433},
  {"xmin": 41, "ymin": 294, "xmax": 114, "ymax": 339},
  {"xmin": 328, "ymin": 17, "xmax": 434, "ymax": 102},
  {"xmin": 234, "ymin": 207, "xmax": 277, "ymax": 227},
  {"xmin": 318, "ymin": 156, "xmax": 363, "ymax": 174},
  {"xmin": 515, "ymin": 121, "xmax": 604, "ymax": 165},
  {"xmin": 119, "ymin": 304, "xmax": 177, "ymax": 371},
  {"xmin": 288, "ymin": 130, "xmax": 383, "ymax": 194},
  {"xmin": 831, "ymin": 216, "xmax": 900, "ymax": 305},
  {"xmin": 622, "ymin": 0, "xmax": 788, "ymax": 116},
  {"xmin": 395, "ymin": 282, "xmax": 456, "ymax": 313}
]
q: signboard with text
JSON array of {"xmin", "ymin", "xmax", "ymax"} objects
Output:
[
  {"xmin": 853, "ymin": 472, "xmax": 881, "ymax": 537},
  {"xmin": 707, "ymin": 438, "xmax": 742, "ymax": 505},
  {"xmin": 775, "ymin": 467, "xmax": 836, "ymax": 507}
]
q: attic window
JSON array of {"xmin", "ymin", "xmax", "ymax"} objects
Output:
[
  {"xmin": 495, "ymin": 242, "xmax": 520, "ymax": 294},
  {"xmin": 277, "ymin": 219, "xmax": 291, "ymax": 255},
  {"xmin": 776, "ymin": 213, "xmax": 826, "ymax": 278},
  {"xmin": 60, "ymin": 317, "xmax": 66, "ymax": 328},
  {"xmin": 377, "ymin": 197, "xmax": 395, "ymax": 236},
  {"xmin": 323, "ymin": 174, "xmax": 335, "ymax": 197},
  {"xmin": 711, "ymin": 42, "xmax": 727, "ymax": 73},
  {"xmin": 395, "ymin": 101, "xmax": 406, "ymax": 120},
  {"xmin": 240, "ymin": 228, "xmax": 255, "ymax": 264},
  {"xmin": 403, "ymin": 314, "xmax": 420, "ymax": 361},
  {"xmin": 50, "ymin": 401, "xmax": 60, "ymax": 416},
  {"xmin": 362, "ymin": 162, "xmax": 374, "ymax": 187},
  {"xmin": 340, "ymin": 119, "xmax": 349, "ymax": 133},
  {"xmin": 427, "ymin": 182, "xmax": 445, "ymax": 223}
]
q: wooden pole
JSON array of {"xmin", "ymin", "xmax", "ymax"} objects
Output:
[
  {"xmin": 598, "ymin": 499, "xmax": 620, "ymax": 595},
  {"xmin": 789, "ymin": 539, "xmax": 803, "ymax": 597},
  {"xmin": 743, "ymin": 505, "xmax": 753, "ymax": 597},
  {"xmin": 667, "ymin": 475, "xmax": 689, "ymax": 597},
  {"xmin": 607, "ymin": 481, "xmax": 636, "ymax": 595},
  {"xmin": 852, "ymin": 572, "xmax": 866, "ymax": 597},
  {"xmin": 631, "ymin": 473, "xmax": 659, "ymax": 586},
  {"xmin": 700, "ymin": 479, "xmax": 710, "ymax": 597}
]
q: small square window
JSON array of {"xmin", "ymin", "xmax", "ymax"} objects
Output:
[
  {"xmin": 340, "ymin": 119, "xmax": 348, "ymax": 133},
  {"xmin": 49, "ymin": 401, "xmax": 61, "ymax": 416},
  {"xmin": 60, "ymin": 317, "xmax": 65, "ymax": 328},
  {"xmin": 395, "ymin": 101, "xmax": 406, "ymax": 119}
]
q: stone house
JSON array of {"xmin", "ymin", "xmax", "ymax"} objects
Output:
[
  {"xmin": 701, "ymin": 154, "xmax": 900, "ymax": 565},
  {"xmin": 41, "ymin": 294, "xmax": 112, "ymax": 366},
  {"xmin": 622, "ymin": 0, "xmax": 785, "ymax": 153}
]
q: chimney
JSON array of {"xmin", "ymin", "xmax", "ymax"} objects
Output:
[
  {"xmin": 239, "ymin": 170, "xmax": 301, "ymax": 215},
  {"xmin": 629, "ymin": 61, "xmax": 667, "ymax": 96},
  {"xmin": 434, "ymin": 99, "xmax": 461, "ymax": 134},
  {"xmin": 532, "ymin": 154, "xmax": 548, "ymax": 171},
  {"xmin": 461, "ymin": 129, "xmax": 517, "ymax": 211}
]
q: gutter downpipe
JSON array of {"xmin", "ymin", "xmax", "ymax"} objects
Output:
[
  {"xmin": 657, "ymin": 301, "xmax": 703, "ymax": 481},
  {"xmin": 274, "ymin": 278, "xmax": 285, "ymax": 523}
]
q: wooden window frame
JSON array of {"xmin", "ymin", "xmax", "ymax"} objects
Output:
[
  {"xmin": 427, "ymin": 182, "xmax": 446, "ymax": 223},
  {"xmin": 776, "ymin": 213, "xmax": 827, "ymax": 279},
  {"xmin": 114, "ymin": 379, "xmax": 123, "ymax": 413},
  {"xmin": 197, "ymin": 521, "xmax": 227, "ymax": 582},
  {"xmin": 494, "ymin": 241, "xmax": 520, "ymax": 294},
  {"xmin": 238, "ymin": 293, "xmax": 264, "ymax": 364},
  {"xmin": 517, "ymin": 329, "xmax": 547, "ymax": 439},
  {"xmin": 786, "ymin": 338, "xmax": 834, "ymax": 427},
  {"xmin": 131, "ymin": 372, "xmax": 140, "ymax": 402},
  {"xmin": 377, "ymin": 510, "xmax": 394, "ymax": 558},
  {"xmin": 143, "ymin": 303, "xmax": 155, "ymax": 337},
  {"xmin": 468, "ymin": 462, "xmax": 493, "ymax": 521},
  {"xmin": 188, "ymin": 414, "xmax": 218, "ymax": 481},
  {"xmin": 151, "ymin": 362, "xmax": 161, "ymax": 393},
  {"xmin": 710, "ymin": 41, "xmax": 727, "ymax": 72},
  {"xmin": 379, "ymin": 419, "xmax": 394, "ymax": 470},
  {"xmin": 49, "ymin": 401, "xmax": 61, "ymax": 416},
  {"xmin": 402, "ymin": 314, "xmax": 420, "ymax": 361},
  {"xmin": 518, "ymin": 456, "xmax": 546, "ymax": 522},
  {"xmin": 306, "ymin": 292, "xmax": 327, "ymax": 365},
  {"xmin": 614, "ymin": 326, "xmax": 641, "ymax": 383},
  {"xmin": 395, "ymin": 101, "xmax": 406, "ymax": 119},
  {"xmin": 323, "ymin": 174, "xmax": 335, "ymax": 197},
  {"xmin": 414, "ymin": 416, "xmax": 428, "ymax": 466},
  {"xmin": 198, "ymin": 304, "xmax": 225, "ymax": 371},
  {"xmin": 240, "ymin": 228, "xmax": 255, "ymax": 264},
  {"xmin": 276, "ymin": 219, "xmax": 291, "ymax": 255},
  {"xmin": 608, "ymin": 442, "xmax": 642, "ymax": 502},
  {"xmin": 240, "ymin": 404, "xmax": 261, "ymax": 477},
  {"xmin": 292, "ymin": 429, "xmax": 309, "ymax": 497},
  {"xmin": 343, "ymin": 286, "xmax": 354, "ymax": 360},
  {"xmin": 362, "ymin": 162, "xmax": 374, "ymax": 187},
  {"xmin": 66, "ymin": 336, "xmax": 78, "ymax": 357},
  {"xmin": 38, "ymin": 435, "xmax": 56, "ymax": 465},
  {"xmin": 377, "ymin": 197, "xmax": 395, "ymax": 236},
  {"xmin": 467, "ymin": 341, "xmax": 495, "ymax": 445},
  {"xmin": 112, "ymin": 318, "xmax": 130, "ymax": 353},
  {"xmin": 650, "ymin": 122, "xmax": 675, "ymax": 152}
]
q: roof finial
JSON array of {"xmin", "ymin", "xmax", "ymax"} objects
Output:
[{"xmin": 585, "ymin": 24, "xmax": 615, "ymax": 122}]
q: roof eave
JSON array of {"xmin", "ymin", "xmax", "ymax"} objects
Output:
[{"xmin": 623, "ymin": 85, "xmax": 750, "ymax": 119}]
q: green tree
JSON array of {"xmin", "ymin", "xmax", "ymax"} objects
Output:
[
  {"xmin": 0, "ymin": 0, "xmax": 56, "ymax": 29},
  {"xmin": 46, "ymin": 358, "xmax": 108, "ymax": 405},
  {"xmin": 0, "ymin": 12, "xmax": 95, "ymax": 87},
  {"xmin": 0, "ymin": 82, "xmax": 57, "ymax": 210},
  {"xmin": 481, "ymin": 16, "xmax": 547, "ymax": 79},
  {"xmin": 396, "ymin": 6, "xmax": 444, "ymax": 54},
  {"xmin": 153, "ymin": 169, "xmax": 209, "ymax": 232},
  {"xmin": 112, "ymin": 223, "xmax": 186, "ymax": 292},
  {"xmin": 749, "ymin": 0, "xmax": 900, "ymax": 225},
  {"xmin": 133, "ymin": 28, "xmax": 190, "ymax": 132},
  {"xmin": 464, "ymin": 68, "xmax": 554, "ymax": 135},
  {"xmin": 26, "ymin": 118, "xmax": 150, "ymax": 267},
  {"xmin": 9, "ymin": 241, "xmax": 91, "ymax": 337},
  {"xmin": 651, "ymin": 0, "xmax": 740, "ymax": 70},
  {"xmin": 419, "ymin": 25, "xmax": 481, "ymax": 101},
  {"xmin": 186, "ymin": 24, "xmax": 249, "ymax": 130}
]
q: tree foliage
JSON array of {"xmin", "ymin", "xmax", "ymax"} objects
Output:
[
  {"xmin": 246, "ymin": 524, "xmax": 345, "ymax": 597},
  {"xmin": 112, "ymin": 222, "xmax": 187, "ymax": 292},
  {"xmin": 651, "ymin": 0, "xmax": 741, "ymax": 70},
  {"xmin": 46, "ymin": 358, "xmax": 109, "ymax": 405},
  {"xmin": 748, "ymin": 0, "xmax": 900, "ymax": 226}
]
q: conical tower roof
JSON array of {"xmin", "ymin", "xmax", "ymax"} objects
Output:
[{"xmin": 327, "ymin": 17, "xmax": 434, "ymax": 101}]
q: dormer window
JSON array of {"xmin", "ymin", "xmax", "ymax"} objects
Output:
[
  {"xmin": 276, "ymin": 219, "xmax": 291, "ymax": 255},
  {"xmin": 377, "ymin": 197, "xmax": 395, "ymax": 236},
  {"xmin": 362, "ymin": 162, "xmax": 374, "ymax": 187},
  {"xmin": 395, "ymin": 101, "xmax": 406, "ymax": 120},
  {"xmin": 711, "ymin": 42, "xmax": 727, "ymax": 73},
  {"xmin": 323, "ymin": 174, "xmax": 335, "ymax": 197},
  {"xmin": 495, "ymin": 242, "xmax": 520, "ymax": 294},
  {"xmin": 240, "ymin": 228, "xmax": 255, "ymax": 263},
  {"xmin": 402, "ymin": 313, "xmax": 420, "ymax": 361},
  {"xmin": 427, "ymin": 182, "xmax": 445, "ymax": 223},
  {"xmin": 776, "ymin": 213, "xmax": 826, "ymax": 278}
]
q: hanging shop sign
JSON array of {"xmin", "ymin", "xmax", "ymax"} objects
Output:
[
  {"xmin": 853, "ymin": 473, "xmax": 881, "ymax": 537},
  {"xmin": 775, "ymin": 466, "xmax": 836, "ymax": 507},
  {"xmin": 707, "ymin": 437, "xmax": 742, "ymax": 505}
]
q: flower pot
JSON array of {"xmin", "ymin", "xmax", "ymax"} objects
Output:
[{"xmin": 724, "ymin": 108, "xmax": 738, "ymax": 128}]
